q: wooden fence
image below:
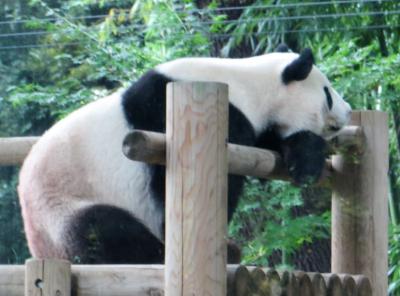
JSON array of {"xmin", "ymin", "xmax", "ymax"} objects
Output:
[
  {"xmin": 0, "ymin": 260, "xmax": 372, "ymax": 296},
  {"xmin": 0, "ymin": 82, "xmax": 388, "ymax": 295}
]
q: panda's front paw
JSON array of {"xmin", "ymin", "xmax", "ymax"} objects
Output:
[{"xmin": 282, "ymin": 131, "xmax": 327, "ymax": 185}]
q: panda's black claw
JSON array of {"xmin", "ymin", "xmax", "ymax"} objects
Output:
[{"xmin": 282, "ymin": 131, "xmax": 327, "ymax": 186}]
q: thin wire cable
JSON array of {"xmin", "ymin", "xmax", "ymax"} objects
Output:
[
  {"xmin": 0, "ymin": 30, "xmax": 65, "ymax": 38},
  {"xmin": 1, "ymin": 10, "xmax": 399, "ymax": 39},
  {"xmin": 178, "ymin": 0, "xmax": 398, "ymax": 13},
  {"xmin": 0, "ymin": 0, "xmax": 397, "ymax": 27},
  {"xmin": 0, "ymin": 42, "xmax": 82, "ymax": 50},
  {"xmin": 211, "ymin": 24, "xmax": 400, "ymax": 38},
  {"xmin": 0, "ymin": 14, "xmax": 108, "ymax": 26},
  {"xmin": 191, "ymin": 9, "xmax": 400, "ymax": 27},
  {"xmin": 1, "ymin": 24, "xmax": 398, "ymax": 51}
]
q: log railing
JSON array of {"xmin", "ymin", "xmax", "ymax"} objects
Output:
[{"xmin": 0, "ymin": 260, "xmax": 372, "ymax": 296}]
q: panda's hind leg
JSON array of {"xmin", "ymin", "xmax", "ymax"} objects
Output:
[{"xmin": 65, "ymin": 204, "xmax": 164, "ymax": 264}]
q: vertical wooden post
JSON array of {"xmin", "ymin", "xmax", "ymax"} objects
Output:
[
  {"xmin": 165, "ymin": 82, "xmax": 228, "ymax": 296},
  {"xmin": 25, "ymin": 258, "xmax": 71, "ymax": 296},
  {"xmin": 332, "ymin": 111, "xmax": 388, "ymax": 296}
]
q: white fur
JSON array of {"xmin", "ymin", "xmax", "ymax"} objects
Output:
[
  {"xmin": 19, "ymin": 91, "xmax": 163, "ymax": 258},
  {"xmin": 156, "ymin": 53, "xmax": 351, "ymax": 137}
]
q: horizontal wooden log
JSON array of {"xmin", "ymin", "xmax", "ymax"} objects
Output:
[
  {"xmin": 0, "ymin": 137, "xmax": 38, "ymax": 166},
  {"xmin": 0, "ymin": 264, "xmax": 372, "ymax": 296},
  {"xmin": 123, "ymin": 130, "xmax": 289, "ymax": 180},
  {"xmin": 123, "ymin": 129, "xmax": 367, "ymax": 185},
  {"xmin": 0, "ymin": 265, "xmax": 24, "ymax": 296},
  {"xmin": 0, "ymin": 126, "xmax": 361, "ymax": 167},
  {"xmin": 123, "ymin": 127, "xmax": 361, "ymax": 171},
  {"xmin": 0, "ymin": 265, "xmax": 166, "ymax": 296},
  {"xmin": 1, "ymin": 265, "xmax": 244, "ymax": 296}
]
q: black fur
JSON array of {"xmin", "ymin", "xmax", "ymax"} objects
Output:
[
  {"xmin": 282, "ymin": 48, "xmax": 314, "ymax": 85},
  {"xmin": 255, "ymin": 124, "xmax": 283, "ymax": 152},
  {"xmin": 282, "ymin": 131, "xmax": 327, "ymax": 185},
  {"xmin": 66, "ymin": 204, "xmax": 164, "ymax": 264},
  {"xmin": 66, "ymin": 204, "xmax": 243, "ymax": 264},
  {"xmin": 275, "ymin": 43, "xmax": 290, "ymax": 53},
  {"xmin": 324, "ymin": 86, "xmax": 333, "ymax": 110},
  {"xmin": 122, "ymin": 70, "xmax": 172, "ymax": 132}
]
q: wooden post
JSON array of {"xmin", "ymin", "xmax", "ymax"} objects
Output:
[
  {"xmin": 164, "ymin": 82, "xmax": 228, "ymax": 296},
  {"xmin": 332, "ymin": 111, "xmax": 388, "ymax": 296},
  {"xmin": 25, "ymin": 258, "xmax": 71, "ymax": 296}
]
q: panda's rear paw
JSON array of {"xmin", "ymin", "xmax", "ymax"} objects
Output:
[{"xmin": 282, "ymin": 131, "xmax": 327, "ymax": 186}]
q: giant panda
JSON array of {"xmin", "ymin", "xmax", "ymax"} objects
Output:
[{"xmin": 18, "ymin": 47, "xmax": 351, "ymax": 264}]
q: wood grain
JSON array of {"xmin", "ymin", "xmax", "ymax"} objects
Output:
[
  {"xmin": 0, "ymin": 137, "xmax": 38, "ymax": 165},
  {"xmin": 1, "ymin": 264, "xmax": 373, "ymax": 296},
  {"xmin": 25, "ymin": 258, "xmax": 71, "ymax": 296},
  {"xmin": 164, "ymin": 82, "xmax": 228, "ymax": 296},
  {"xmin": 123, "ymin": 129, "xmax": 334, "ymax": 183},
  {"xmin": 332, "ymin": 111, "xmax": 388, "ymax": 296}
]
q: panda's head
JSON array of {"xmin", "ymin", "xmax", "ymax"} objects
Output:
[{"xmin": 259, "ymin": 47, "xmax": 352, "ymax": 140}]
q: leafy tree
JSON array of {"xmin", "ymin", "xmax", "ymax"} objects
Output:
[{"xmin": 230, "ymin": 179, "xmax": 330, "ymax": 269}]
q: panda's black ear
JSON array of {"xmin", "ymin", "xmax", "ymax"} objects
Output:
[
  {"xmin": 275, "ymin": 43, "xmax": 290, "ymax": 52},
  {"xmin": 282, "ymin": 48, "xmax": 315, "ymax": 84}
]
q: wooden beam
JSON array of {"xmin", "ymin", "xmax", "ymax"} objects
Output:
[
  {"xmin": 0, "ymin": 137, "xmax": 38, "ymax": 166},
  {"xmin": 0, "ymin": 126, "xmax": 361, "ymax": 171},
  {"xmin": 0, "ymin": 264, "xmax": 372, "ymax": 296},
  {"xmin": 164, "ymin": 82, "xmax": 228, "ymax": 296},
  {"xmin": 123, "ymin": 129, "xmax": 350, "ymax": 184},
  {"xmin": 123, "ymin": 129, "xmax": 288, "ymax": 180}
]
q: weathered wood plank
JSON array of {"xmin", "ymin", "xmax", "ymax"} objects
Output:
[
  {"xmin": 332, "ymin": 111, "xmax": 388, "ymax": 296},
  {"xmin": 0, "ymin": 137, "xmax": 38, "ymax": 165},
  {"xmin": 25, "ymin": 259, "xmax": 71, "ymax": 296},
  {"xmin": 0, "ymin": 264, "xmax": 373, "ymax": 296},
  {"xmin": 165, "ymin": 82, "xmax": 228, "ymax": 296}
]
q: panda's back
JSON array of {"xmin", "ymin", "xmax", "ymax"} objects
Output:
[{"xmin": 18, "ymin": 91, "xmax": 164, "ymax": 253}]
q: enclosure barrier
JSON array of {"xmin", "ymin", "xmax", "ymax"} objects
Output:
[
  {"xmin": 0, "ymin": 82, "xmax": 388, "ymax": 296},
  {"xmin": 0, "ymin": 260, "xmax": 372, "ymax": 296}
]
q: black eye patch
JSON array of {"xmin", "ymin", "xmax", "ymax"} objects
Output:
[{"xmin": 324, "ymin": 86, "xmax": 333, "ymax": 110}]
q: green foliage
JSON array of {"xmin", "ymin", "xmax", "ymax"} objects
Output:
[
  {"xmin": 316, "ymin": 40, "xmax": 400, "ymax": 111},
  {"xmin": 229, "ymin": 179, "xmax": 330, "ymax": 267},
  {"xmin": 389, "ymin": 224, "xmax": 400, "ymax": 295},
  {"xmin": 0, "ymin": 168, "xmax": 30, "ymax": 263},
  {"xmin": 3, "ymin": 0, "xmax": 213, "ymax": 127},
  {"xmin": 217, "ymin": 0, "xmax": 399, "ymax": 56}
]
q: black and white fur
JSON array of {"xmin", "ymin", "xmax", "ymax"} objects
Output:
[{"xmin": 18, "ymin": 48, "xmax": 351, "ymax": 264}]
